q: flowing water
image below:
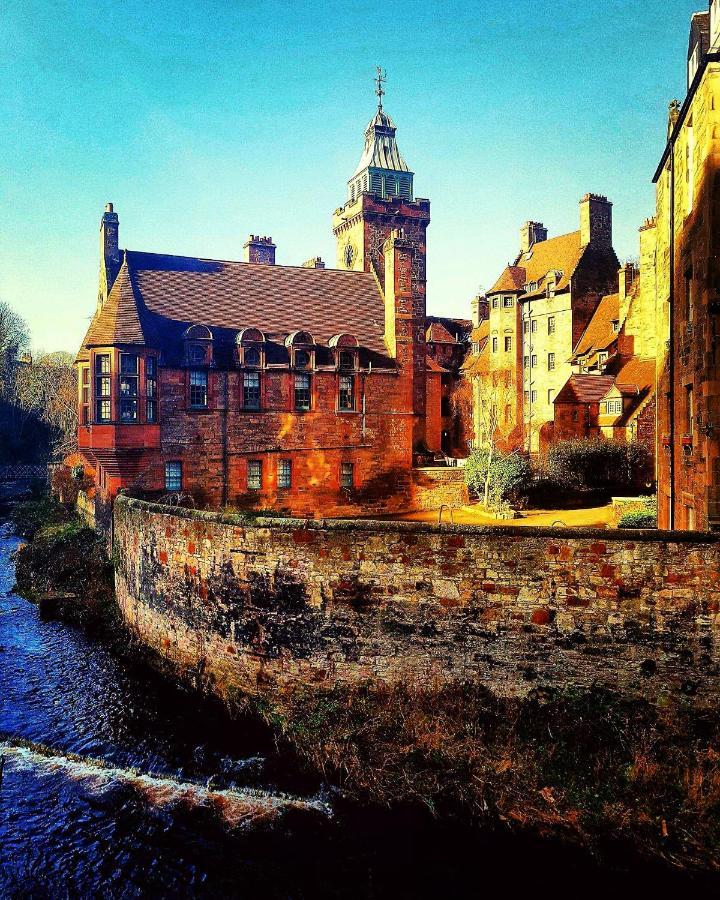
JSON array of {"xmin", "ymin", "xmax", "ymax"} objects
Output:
[{"xmin": 1, "ymin": 520, "xmax": 717, "ymax": 898}]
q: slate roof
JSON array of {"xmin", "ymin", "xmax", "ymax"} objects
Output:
[
  {"xmin": 573, "ymin": 292, "xmax": 620, "ymax": 357},
  {"xmin": 555, "ymin": 374, "xmax": 616, "ymax": 405},
  {"xmin": 79, "ymin": 250, "xmax": 394, "ymax": 366},
  {"xmin": 487, "ymin": 232, "xmax": 586, "ymax": 300}
]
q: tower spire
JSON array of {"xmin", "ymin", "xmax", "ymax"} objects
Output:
[{"xmin": 375, "ymin": 66, "xmax": 386, "ymax": 111}]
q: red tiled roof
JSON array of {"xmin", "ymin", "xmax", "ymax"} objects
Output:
[
  {"xmin": 426, "ymin": 321, "xmax": 457, "ymax": 344},
  {"xmin": 613, "ymin": 357, "xmax": 655, "ymax": 393},
  {"xmin": 555, "ymin": 374, "xmax": 616, "ymax": 405},
  {"xmin": 573, "ymin": 293, "xmax": 620, "ymax": 357},
  {"xmin": 487, "ymin": 231, "xmax": 587, "ymax": 301},
  {"xmin": 488, "ymin": 265, "xmax": 526, "ymax": 295}
]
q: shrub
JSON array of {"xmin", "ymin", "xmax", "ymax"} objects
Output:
[
  {"xmin": 10, "ymin": 495, "xmax": 71, "ymax": 539},
  {"xmin": 465, "ymin": 449, "xmax": 533, "ymax": 508},
  {"xmin": 544, "ymin": 439, "xmax": 652, "ymax": 493},
  {"xmin": 618, "ymin": 511, "xmax": 656, "ymax": 529}
]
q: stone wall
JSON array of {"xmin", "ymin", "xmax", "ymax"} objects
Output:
[
  {"xmin": 114, "ymin": 496, "xmax": 720, "ymax": 712},
  {"xmin": 409, "ymin": 467, "xmax": 468, "ymax": 511}
]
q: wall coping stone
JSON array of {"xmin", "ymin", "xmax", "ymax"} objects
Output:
[{"xmin": 116, "ymin": 495, "xmax": 720, "ymax": 545}]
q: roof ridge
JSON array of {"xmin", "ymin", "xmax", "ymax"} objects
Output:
[{"xmin": 126, "ymin": 248, "xmax": 376, "ymax": 277}]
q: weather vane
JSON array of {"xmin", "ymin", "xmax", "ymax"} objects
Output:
[{"xmin": 375, "ymin": 66, "xmax": 387, "ymax": 110}]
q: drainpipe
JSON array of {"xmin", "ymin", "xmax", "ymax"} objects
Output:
[
  {"xmin": 668, "ymin": 145, "xmax": 676, "ymax": 529},
  {"xmin": 222, "ymin": 371, "xmax": 229, "ymax": 507}
]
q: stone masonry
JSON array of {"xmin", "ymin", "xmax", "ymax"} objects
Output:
[{"xmin": 115, "ymin": 497, "xmax": 720, "ymax": 712}]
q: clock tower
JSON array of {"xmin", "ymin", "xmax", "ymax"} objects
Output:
[{"xmin": 332, "ymin": 69, "xmax": 430, "ymax": 295}]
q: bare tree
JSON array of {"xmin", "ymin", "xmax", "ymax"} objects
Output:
[
  {"xmin": 0, "ymin": 301, "xmax": 30, "ymax": 399},
  {"xmin": 473, "ymin": 373, "xmax": 518, "ymax": 508},
  {"xmin": 16, "ymin": 352, "xmax": 78, "ymax": 457}
]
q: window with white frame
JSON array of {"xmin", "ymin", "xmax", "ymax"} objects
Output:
[
  {"xmin": 295, "ymin": 373, "xmax": 311, "ymax": 410},
  {"xmin": 146, "ymin": 356, "xmax": 157, "ymax": 423},
  {"xmin": 95, "ymin": 354, "xmax": 111, "ymax": 422},
  {"xmin": 119, "ymin": 353, "xmax": 139, "ymax": 422},
  {"xmin": 339, "ymin": 374, "xmax": 354, "ymax": 410},
  {"xmin": 340, "ymin": 462, "xmax": 354, "ymax": 489}
]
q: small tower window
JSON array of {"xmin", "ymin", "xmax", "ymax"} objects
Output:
[
  {"xmin": 339, "ymin": 374, "xmax": 355, "ymax": 410},
  {"xmin": 165, "ymin": 461, "xmax": 182, "ymax": 492},
  {"xmin": 295, "ymin": 350, "xmax": 311, "ymax": 369}
]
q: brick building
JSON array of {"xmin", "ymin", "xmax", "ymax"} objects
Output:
[
  {"xmin": 75, "ymin": 86, "xmax": 460, "ymax": 517},
  {"xmin": 654, "ymin": 4, "xmax": 720, "ymax": 530}
]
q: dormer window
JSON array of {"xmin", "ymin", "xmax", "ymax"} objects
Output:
[
  {"xmin": 188, "ymin": 344, "xmax": 206, "ymax": 365},
  {"xmin": 244, "ymin": 347, "xmax": 261, "ymax": 367},
  {"xmin": 183, "ymin": 324, "xmax": 213, "ymax": 367},
  {"xmin": 339, "ymin": 351, "xmax": 355, "ymax": 371},
  {"xmin": 285, "ymin": 331, "xmax": 315, "ymax": 370}
]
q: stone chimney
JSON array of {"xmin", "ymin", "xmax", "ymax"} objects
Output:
[
  {"xmin": 100, "ymin": 202, "xmax": 120, "ymax": 267},
  {"xmin": 579, "ymin": 194, "xmax": 613, "ymax": 249},
  {"xmin": 243, "ymin": 235, "xmax": 276, "ymax": 265},
  {"xmin": 618, "ymin": 263, "xmax": 638, "ymax": 305},
  {"xmin": 99, "ymin": 202, "xmax": 120, "ymax": 305},
  {"xmin": 520, "ymin": 221, "xmax": 548, "ymax": 254},
  {"xmin": 471, "ymin": 294, "xmax": 489, "ymax": 327},
  {"xmin": 301, "ymin": 256, "xmax": 325, "ymax": 269}
]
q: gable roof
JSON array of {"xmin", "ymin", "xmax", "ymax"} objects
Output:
[
  {"xmin": 487, "ymin": 231, "xmax": 587, "ymax": 301},
  {"xmin": 555, "ymin": 374, "xmax": 616, "ymax": 405},
  {"xmin": 426, "ymin": 321, "xmax": 457, "ymax": 344},
  {"xmin": 79, "ymin": 250, "xmax": 393, "ymax": 363},
  {"xmin": 573, "ymin": 292, "xmax": 621, "ymax": 358}
]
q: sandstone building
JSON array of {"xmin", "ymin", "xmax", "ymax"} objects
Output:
[
  {"xmin": 75, "ymin": 82, "xmax": 467, "ymax": 516},
  {"xmin": 653, "ymin": 4, "xmax": 720, "ymax": 530},
  {"xmin": 477, "ymin": 197, "xmax": 620, "ymax": 452}
]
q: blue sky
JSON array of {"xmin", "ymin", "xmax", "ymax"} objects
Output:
[{"xmin": 1, "ymin": 0, "xmax": 701, "ymax": 352}]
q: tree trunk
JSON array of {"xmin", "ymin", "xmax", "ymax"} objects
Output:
[{"xmin": 483, "ymin": 443, "xmax": 494, "ymax": 509}]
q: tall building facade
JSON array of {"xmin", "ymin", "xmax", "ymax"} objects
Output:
[
  {"xmin": 478, "ymin": 196, "xmax": 619, "ymax": 453},
  {"xmin": 654, "ymin": 4, "xmax": 720, "ymax": 530}
]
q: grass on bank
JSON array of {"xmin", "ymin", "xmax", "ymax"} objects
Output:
[{"xmin": 11, "ymin": 496, "xmax": 116, "ymax": 630}]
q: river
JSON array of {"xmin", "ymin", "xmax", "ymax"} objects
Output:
[{"xmin": 1, "ymin": 520, "xmax": 717, "ymax": 898}]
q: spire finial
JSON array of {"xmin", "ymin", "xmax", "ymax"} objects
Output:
[{"xmin": 375, "ymin": 66, "xmax": 387, "ymax": 111}]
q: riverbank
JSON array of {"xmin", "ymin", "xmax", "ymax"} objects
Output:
[{"xmin": 10, "ymin": 497, "xmax": 720, "ymax": 883}]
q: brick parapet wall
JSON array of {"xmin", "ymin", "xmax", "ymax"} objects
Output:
[{"xmin": 114, "ymin": 496, "xmax": 720, "ymax": 712}]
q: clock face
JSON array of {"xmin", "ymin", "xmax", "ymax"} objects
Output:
[{"xmin": 343, "ymin": 241, "xmax": 356, "ymax": 269}]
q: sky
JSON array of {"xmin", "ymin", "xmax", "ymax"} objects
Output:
[{"xmin": 0, "ymin": 0, "xmax": 702, "ymax": 353}]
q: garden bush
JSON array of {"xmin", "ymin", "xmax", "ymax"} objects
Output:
[
  {"xmin": 617, "ymin": 510, "xmax": 657, "ymax": 529},
  {"xmin": 544, "ymin": 439, "xmax": 651, "ymax": 493},
  {"xmin": 465, "ymin": 450, "xmax": 533, "ymax": 508}
]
